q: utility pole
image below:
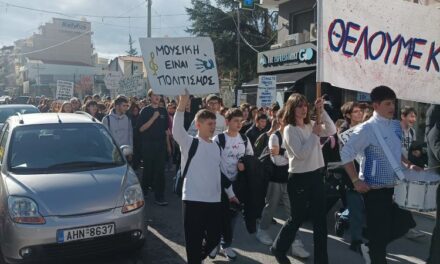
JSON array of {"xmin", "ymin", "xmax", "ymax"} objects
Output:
[
  {"xmin": 235, "ymin": 4, "xmax": 241, "ymax": 106},
  {"xmin": 147, "ymin": 0, "xmax": 152, "ymax": 37}
]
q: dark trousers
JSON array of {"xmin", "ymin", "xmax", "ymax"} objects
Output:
[
  {"xmin": 220, "ymin": 189, "xmax": 238, "ymax": 248},
  {"xmin": 363, "ymin": 188, "xmax": 394, "ymax": 264},
  {"xmin": 273, "ymin": 169, "xmax": 328, "ymax": 264},
  {"xmin": 183, "ymin": 201, "xmax": 222, "ymax": 264},
  {"xmin": 142, "ymin": 141, "xmax": 166, "ymax": 200},
  {"xmin": 428, "ymin": 185, "xmax": 440, "ymax": 264}
]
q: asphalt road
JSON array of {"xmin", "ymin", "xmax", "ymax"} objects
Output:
[{"xmin": 1, "ymin": 168, "xmax": 436, "ymax": 264}]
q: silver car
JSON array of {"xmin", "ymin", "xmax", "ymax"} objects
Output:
[
  {"xmin": 0, "ymin": 113, "xmax": 146, "ymax": 263},
  {"xmin": 0, "ymin": 104, "xmax": 39, "ymax": 130}
]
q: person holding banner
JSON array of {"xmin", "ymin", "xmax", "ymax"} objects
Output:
[
  {"xmin": 340, "ymin": 86, "xmax": 420, "ymax": 264},
  {"xmin": 270, "ymin": 94, "xmax": 336, "ymax": 264},
  {"xmin": 172, "ymin": 89, "xmax": 222, "ymax": 264}
]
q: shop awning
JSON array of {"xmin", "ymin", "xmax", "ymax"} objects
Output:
[{"xmin": 241, "ymin": 69, "xmax": 316, "ymax": 87}]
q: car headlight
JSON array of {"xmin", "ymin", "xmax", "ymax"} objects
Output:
[
  {"xmin": 122, "ymin": 185, "xmax": 144, "ymax": 213},
  {"xmin": 8, "ymin": 196, "xmax": 45, "ymax": 224}
]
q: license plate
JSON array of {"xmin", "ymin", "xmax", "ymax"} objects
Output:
[{"xmin": 57, "ymin": 223, "xmax": 115, "ymax": 243}]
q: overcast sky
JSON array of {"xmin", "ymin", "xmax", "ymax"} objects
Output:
[{"xmin": 0, "ymin": 0, "xmax": 193, "ymax": 59}]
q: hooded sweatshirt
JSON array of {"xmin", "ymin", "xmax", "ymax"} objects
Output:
[{"xmin": 103, "ymin": 109, "xmax": 133, "ymax": 147}]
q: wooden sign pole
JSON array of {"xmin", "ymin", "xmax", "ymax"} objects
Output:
[{"xmin": 316, "ymin": 82, "xmax": 322, "ymax": 124}]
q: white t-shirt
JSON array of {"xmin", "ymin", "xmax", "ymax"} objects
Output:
[
  {"xmin": 269, "ymin": 132, "xmax": 289, "ymax": 166},
  {"xmin": 214, "ymin": 133, "xmax": 254, "ymax": 180},
  {"xmin": 401, "ymin": 127, "xmax": 416, "ymax": 159},
  {"xmin": 172, "ymin": 112, "xmax": 221, "ymax": 203}
]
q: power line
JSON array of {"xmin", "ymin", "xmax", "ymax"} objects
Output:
[{"xmin": 0, "ymin": 1, "xmax": 188, "ymax": 19}]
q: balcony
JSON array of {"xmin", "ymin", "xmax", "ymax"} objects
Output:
[{"xmin": 259, "ymin": 0, "xmax": 290, "ymax": 9}]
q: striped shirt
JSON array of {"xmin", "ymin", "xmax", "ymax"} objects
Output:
[{"xmin": 340, "ymin": 112, "xmax": 402, "ymax": 188}]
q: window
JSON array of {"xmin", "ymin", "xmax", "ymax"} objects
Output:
[
  {"xmin": 0, "ymin": 124, "xmax": 9, "ymax": 164},
  {"xmin": 289, "ymin": 10, "xmax": 314, "ymax": 35},
  {"xmin": 7, "ymin": 123, "xmax": 125, "ymax": 174}
]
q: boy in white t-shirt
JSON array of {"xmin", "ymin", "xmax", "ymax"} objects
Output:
[
  {"xmin": 172, "ymin": 89, "xmax": 222, "ymax": 264},
  {"xmin": 210, "ymin": 108, "xmax": 253, "ymax": 261}
]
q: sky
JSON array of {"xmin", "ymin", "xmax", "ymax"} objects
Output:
[{"xmin": 0, "ymin": 0, "xmax": 193, "ymax": 59}]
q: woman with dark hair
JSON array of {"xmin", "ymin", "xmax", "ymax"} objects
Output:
[
  {"xmin": 271, "ymin": 94, "xmax": 336, "ymax": 264},
  {"xmin": 84, "ymin": 100, "xmax": 104, "ymax": 121},
  {"xmin": 83, "ymin": 95, "xmax": 93, "ymax": 107}
]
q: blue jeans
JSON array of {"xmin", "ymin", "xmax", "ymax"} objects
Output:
[{"xmin": 341, "ymin": 190, "xmax": 365, "ymax": 242}]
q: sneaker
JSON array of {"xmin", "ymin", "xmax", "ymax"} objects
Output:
[
  {"xmin": 221, "ymin": 247, "xmax": 237, "ymax": 260},
  {"xmin": 270, "ymin": 247, "xmax": 291, "ymax": 264},
  {"xmin": 154, "ymin": 199, "xmax": 168, "ymax": 206},
  {"xmin": 272, "ymin": 218, "xmax": 278, "ymax": 224},
  {"xmin": 291, "ymin": 239, "xmax": 310, "ymax": 259},
  {"xmin": 208, "ymin": 244, "xmax": 219, "ymax": 259},
  {"xmin": 405, "ymin": 229, "xmax": 425, "ymax": 240},
  {"xmin": 334, "ymin": 211, "xmax": 345, "ymax": 237},
  {"xmin": 256, "ymin": 228, "xmax": 274, "ymax": 246},
  {"xmin": 360, "ymin": 243, "xmax": 371, "ymax": 264}
]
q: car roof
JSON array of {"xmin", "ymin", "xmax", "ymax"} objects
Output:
[
  {"xmin": 0, "ymin": 104, "xmax": 38, "ymax": 109},
  {"xmin": 7, "ymin": 113, "xmax": 98, "ymax": 127}
]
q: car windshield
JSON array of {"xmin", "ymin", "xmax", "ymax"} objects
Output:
[
  {"xmin": 0, "ymin": 107, "xmax": 39, "ymax": 123},
  {"xmin": 8, "ymin": 123, "xmax": 125, "ymax": 174}
]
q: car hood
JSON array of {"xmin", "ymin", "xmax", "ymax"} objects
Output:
[{"xmin": 5, "ymin": 166, "xmax": 130, "ymax": 216}]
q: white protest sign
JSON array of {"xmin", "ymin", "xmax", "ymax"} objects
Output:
[
  {"xmin": 338, "ymin": 125, "xmax": 358, "ymax": 146},
  {"xmin": 257, "ymin": 76, "xmax": 277, "ymax": 108},
  {"xmin": 139, "ymin": 37, "xmax": 219, "ymax": 95},
  {"xmin": 317, "ymin": 0, "xmax": 440, "ymax": 104},
  {"xmin": 104, "ymin": 71, "xmax": 123, "ymax": 90},
  {"xmin": 56, "ymin": 80, "xmax": 74, "ymax": 100},
  {"xmin": 118, "ymin": 75, "xmax": 144, "ymax": 97}
]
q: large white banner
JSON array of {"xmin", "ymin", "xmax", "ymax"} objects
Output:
[
  {"xmin": 257, "ymin": 76, "xmax": 277, "ymax": 108},
  {"xmin": 139, "ymin": 37, "xmax": 219, "ymax": 95},
  {"xmin": 56, "ymin": 80, "xmax": 74, "ymax": 100},
  {"xmin": 317, "ymin": 0, "xmax": 440, "ymax": 104}
]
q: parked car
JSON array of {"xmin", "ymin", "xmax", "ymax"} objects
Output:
[
  {"xmin": 0, "ymin": 113, "xmax": 146, "ymax": 263},
  {"xmin": 0, "ymin": 104, "xmax": 39, "ymax": 130},
  {"xmin": 0, "ymin": 96, "xmax": 12, "ymax": 105}
]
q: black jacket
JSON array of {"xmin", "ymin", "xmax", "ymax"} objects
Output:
[{"xmin": 234, "ymin": 155, "xmax": 269, "ymax": 234}]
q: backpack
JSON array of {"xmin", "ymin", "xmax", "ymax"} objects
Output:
[
  {"xmin": 258, "ymin": 131, "xmax": 284, "ymax": 181},
  {"xmin": 173, "ymin": 138, "xmax": 199, "ymax": 197},
  {"xmin": 253, "ymin": 132, "xmax": 270, "ymax": 157}
]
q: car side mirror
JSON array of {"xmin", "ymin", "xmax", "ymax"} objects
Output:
[{"xmin": 120, "ymin": 145, "xmax": 133, "ymax": 156}]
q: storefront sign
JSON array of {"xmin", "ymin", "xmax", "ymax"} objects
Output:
[
  {"xmin": 257, "ymin": 43, "xmax": 316, "ymax": 73},
  {"xmin": 317, "ymin": 0, "xmax": 440, "ymax": 104},
  {"xmin": 139, "ymin": 37, "xmax": 219, "ymax": 95},
  {"xmin": 257, "ymin": 76, "xmax": 277, "ymax": 108}
]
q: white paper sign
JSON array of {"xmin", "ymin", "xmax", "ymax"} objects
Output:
[
  {"xmin": 257, "ymin": 76, "xmax": 277, "ymax": 108},
  {"xmin": 139, "ymin": 37, "xmax": 219, "ymax": 95},
  {"xmin": 338, "ymin": 125, "xmax": 357, "ymax": 146},
  {"xmin": 317, "ymin": 0, "xmax": 440, "ymax": 104},
  {"xmin": 56, "ymin": 80, "xmax": 74, "ymax": 100},
  {"xmin": 104, "ymin": 71, "xmax": 123, "ymax": 90},
  {"xmin": 118, "ymin": 75, "xmax": 144, "ymax": 97}
]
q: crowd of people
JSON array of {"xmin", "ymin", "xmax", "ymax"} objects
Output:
[{"xmin": 8, "ymin": 85, "xmax": 440, "ymax": 264}]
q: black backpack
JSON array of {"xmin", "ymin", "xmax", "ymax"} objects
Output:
[
  {"xmin": 173, "ymin": 138, "xmax": 199, "ymax": 197},
  {"xmin": 258, "ymin": 131, "xmax": 284, "ymax": 181}
]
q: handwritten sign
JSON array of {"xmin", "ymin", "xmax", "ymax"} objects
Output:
[
  {"xmin": 104, "ymin": 71, "xmax": 123, "ymax": 90},
  {"xmin": 118, "ymin": 75, "xmax": 144, "ymax": 97},
  {"xmin": 317, "ymin": 0, "xmax": 440, "ymax": 104},
  {"xmin": 338, "ymin": 125, "xmax": 357, "ymax": 146},
  {"xmin": 56, "ymin": 80, "xmax": 74, "ymax": 100},
  {"xmin": 257, "ymin": 76, "xmax": 276, "ymax": 108},
  {"xmin": 139, "ymin": 37, "xmax": 219, "ymax": 95}
]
